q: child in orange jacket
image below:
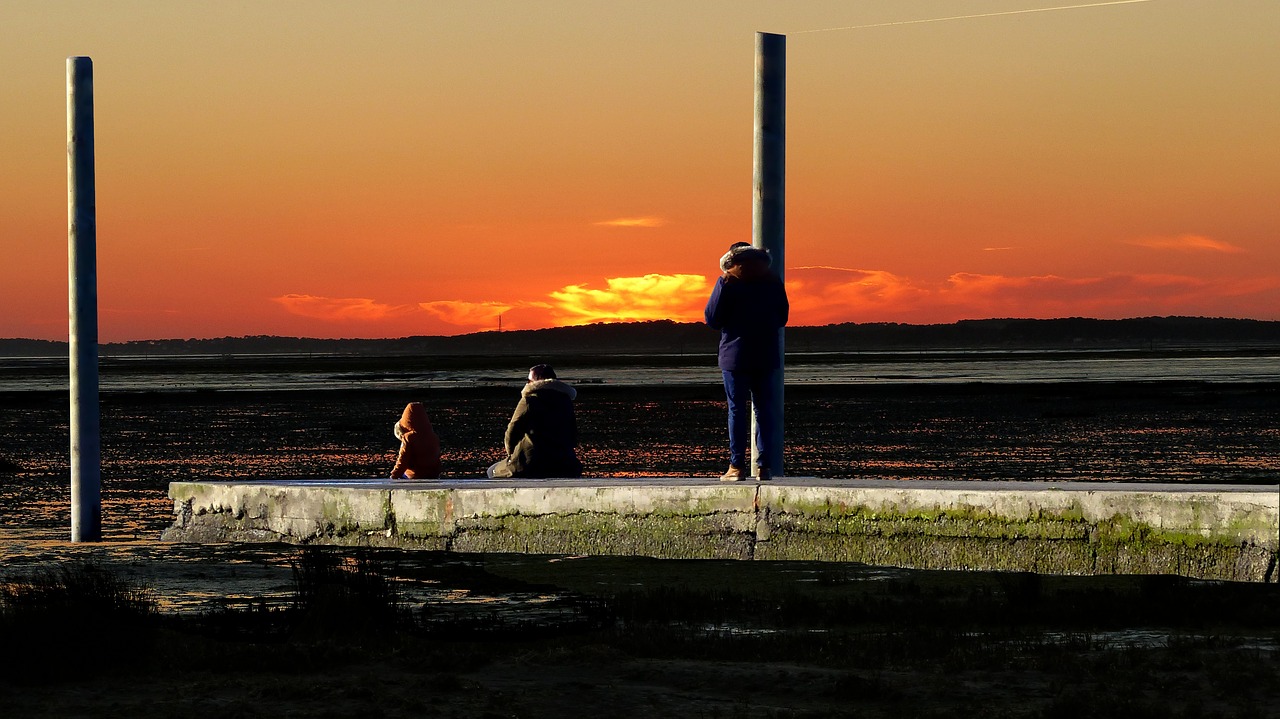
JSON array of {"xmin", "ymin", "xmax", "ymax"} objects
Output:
[{"xmin": 390, "ymin": 402, "xmax": 442, "ymax": 479}]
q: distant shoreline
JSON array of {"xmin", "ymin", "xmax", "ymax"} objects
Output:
[
  {"xmin": 3, "ymin": 343, "xmax": 1280, "ymax": 395},
  {"xmin": 5, "ymin": 316, "xmax": 1280, "ymax": 358}
]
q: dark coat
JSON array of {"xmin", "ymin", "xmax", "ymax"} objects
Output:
[
  {"xmin": 703, "ymin": 252, "xmax": 789, "ymax": 372},
  {"xmin": 489, "ymin": 379, "xmax": 583, "ymax": 478}
]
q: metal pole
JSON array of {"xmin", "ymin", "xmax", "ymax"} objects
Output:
[
  {"xmin": 751, "ymin": 32, "xmax": 785, "ymax": 477},
  {"xmin": 68, "ymin": 56, "xmax": 101, "ymax": 542}
]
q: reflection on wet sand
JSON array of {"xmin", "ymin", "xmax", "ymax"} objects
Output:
[{"xmin": 5, "ymin": 383, "xmax": 1280, "ymax": 538}]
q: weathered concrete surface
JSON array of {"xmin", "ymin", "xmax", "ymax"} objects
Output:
[{"xmin": 163, "ymin": 478, "xmax": 1280, "ymax": 582}]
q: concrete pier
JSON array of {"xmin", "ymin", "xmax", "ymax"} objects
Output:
[{"xmin": 163, "ymin": 478, "xmax": 1280, "ymax": 583}]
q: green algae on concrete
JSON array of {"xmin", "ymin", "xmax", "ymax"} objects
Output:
[
  {"xmin": 163, "ymin": 478, "xmax": 1279, "ymax": 582},
  {"xmin": 756, "ymin": 482, "xmax": 1278, "ymax": 581},
  {"xmin": 756, "ymin": 509, "xmax": 1274, "ymax": 580},
  {"xmin": 389, "ymin": 483, "xmax": 755, "ymax": 539},
  {"xmin": 758, "ymin": 483, "xmax": 1278, "ymax": 547},
  {"xmin": 449, "ymin": 512, "xmax": 754, "ymax": 560},
  {"xmin": 390, "ymin": 483, "xmax": 757, "ymax": 558}
]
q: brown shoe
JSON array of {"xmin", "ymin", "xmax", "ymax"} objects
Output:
[
  {"xmin": 756, "ymin": 466, "xmax": 772, "ymax": 482},
  {"xmin": 720, "ymin": 465, "xmax": 744, "ymax": 482}
]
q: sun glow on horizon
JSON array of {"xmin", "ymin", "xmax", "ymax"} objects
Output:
[
  {"xmin": 263, "ymin": 265, "xmax": 1280, "ymax": 339},
  {"xmin": 547, "ymin": 274, "xmax": 709, "ymax": 325}
]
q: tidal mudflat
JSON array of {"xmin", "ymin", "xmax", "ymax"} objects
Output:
[
  {"xmin": 3, "ymin": 375, "xmax": 1280, "ymax": 716},
  {"xmin": 4, "ymin": 380, "xmax": 1280, "ymax": 536}
]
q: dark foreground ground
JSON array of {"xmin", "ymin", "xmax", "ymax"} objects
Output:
[{"xmin": 2, "ymin": 549, "xmax": 1280, "ymax": 719}]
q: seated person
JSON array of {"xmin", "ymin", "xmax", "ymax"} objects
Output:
[
  {"xmin": 390, "ymin": 401, "xmax": 441, "ymax": 479},
  {"xmin": 487, "ymin": 364, "xmax": 583, "ymax": 478}
]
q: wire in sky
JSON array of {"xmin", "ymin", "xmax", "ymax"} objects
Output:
[{"xmin": 789, "ymin": 0, "xmax": 1157, "ymax": 34}]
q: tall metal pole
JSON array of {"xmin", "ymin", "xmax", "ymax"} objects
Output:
[
  {"xmin": 68, "ymin": 56, "xmax": 101, "ymax": 542},
  {"xmin": 751, "ymin": 32, "xmax": 785, "ymax": 477}
]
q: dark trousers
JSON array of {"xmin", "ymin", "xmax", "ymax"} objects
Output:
[{"xmin": 722, "ymin": 368, "xmax": 779, "ymax": 469}]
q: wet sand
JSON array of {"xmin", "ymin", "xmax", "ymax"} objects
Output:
[{"xmin": 3, "ymin": 380, "xmax": 1280, "ymax": 538}]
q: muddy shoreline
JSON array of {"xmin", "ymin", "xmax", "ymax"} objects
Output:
[{"xmin": 3, "ymin": 380, "xmax": 1280, "ymax": 539}]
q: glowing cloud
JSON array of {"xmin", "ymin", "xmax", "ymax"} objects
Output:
[
  {"xmin": 781, "ymin": 268, "xmax": 1280, "ymax": 324},
  {"xmin": 936, "ymin": 273, "xmax": 1142, "ymax": 317},
  {"xmin": 274, "ymin": 267, "xmax": 1280, "ymax": 337},
  {"xmin": 419, "ymin": 300, "xmax": 515, "ymax": 327},
  {"xmin": 593, "ymin": 217, "xmax": 667, "ymax": 228},
  {"xmin": 1126, "ymin": 235, "xmax": 1245, "ymax": 253},
  {"xmin": 934, "ymin": 272, "xmax": 1280, "ymax": 318},
  {"xmin": 273, "ymin": 294, "xmax": 550, "ymax": 334},
  {"xmin": 271, "ymin": 294, "xmax": 418, "ymax": 321},
  {"xmin": 547, "ymin": 273, "xmax": 709, "ymax": 324},
  {"xmin": 786, "ymin": 266, "xmax": 932, "ymax": 324}
]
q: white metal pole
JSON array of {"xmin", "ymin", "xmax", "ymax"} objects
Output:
[
  {"xmin": 751, "ymin": 32, "xmax": 785, "ymax": 476},
  {"xmin": 68, "ymin": 56, "xmax": 101, "ymax": 542}
]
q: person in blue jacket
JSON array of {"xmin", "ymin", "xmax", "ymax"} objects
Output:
[{"xmin": 703, "ymin": 242, "xmax": 789, "ymax": 481}]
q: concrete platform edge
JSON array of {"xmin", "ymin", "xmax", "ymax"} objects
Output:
[{"xmin": 162, "ymin": 478, "xmax": 1280, "ymax": 582}]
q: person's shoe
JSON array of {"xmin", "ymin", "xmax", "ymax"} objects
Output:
[
  {"xmin": 720, "ymin": 465, "xmax": 745, "ymax": 482},
  {"xmin": 755, "ymin": 466, "xmax": 772, "ymax": 482}
]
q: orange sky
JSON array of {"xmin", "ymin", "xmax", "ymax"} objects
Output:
[{"xmin": 3, "ymin": 1, "xmax": 1278, "ymax": 341}]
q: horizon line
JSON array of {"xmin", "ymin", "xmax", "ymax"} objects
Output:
[{"xmin": 3, "ymin": 314, "xmax": 1278, "ymax": 345}]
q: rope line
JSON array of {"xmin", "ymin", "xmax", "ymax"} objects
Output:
[{"xmin": 789, "ymin": 0, "xmax": 1157, "ymax": 34}]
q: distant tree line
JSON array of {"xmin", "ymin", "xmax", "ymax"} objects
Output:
[{"xmin": 3, "ymin": 317, "xmax": 1280, "ymax": 358}]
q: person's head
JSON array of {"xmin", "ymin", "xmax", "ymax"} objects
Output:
[
  {"xmin": 400, "ymin": 401, "xmax": 430, "ymax": 432},
  {"xmin": 528, "ymin": 364, "xmax": 556, "ymax": 382},
  {"xmin": 721, "ymin": 242, "xmax": 771, "ymax": 278}
]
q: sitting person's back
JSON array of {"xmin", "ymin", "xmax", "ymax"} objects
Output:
[
  {"xmin": 390, "ymin": 401, "xmax": 442, "ymax": 479},
  {"xmin": 488, "ymin": 364, "xmax": 583, "ymax": 479}
]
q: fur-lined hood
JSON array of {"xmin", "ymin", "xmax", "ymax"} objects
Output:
[
  {"xmin": 522, "ymin": 378, "xmax": 577, "ymax": 400},
  {"xmin": 719, "ymin": 244, "xmax": 773, "ymax": 281}
]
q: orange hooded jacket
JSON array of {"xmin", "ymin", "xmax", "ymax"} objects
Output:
[{"xmin": 390, "ymin": 402, "xmax": 442, "ymax": 479}]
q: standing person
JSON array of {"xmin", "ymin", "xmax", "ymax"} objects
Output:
[
  {"xmin": 704, "ymin": 242, "xmax": 789, "ymax": 481},
  {"xmin": 390, "ymin": 402, "xmax": 442, "ymax": 479},
  {"xmin": 487, "ymin": 364, "xmax": 584, "ymax": 479}
]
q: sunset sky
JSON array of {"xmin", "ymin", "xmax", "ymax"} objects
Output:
[{"xmin": 3, "ymin": 0, "xmax": 1278, "ymax": 341}]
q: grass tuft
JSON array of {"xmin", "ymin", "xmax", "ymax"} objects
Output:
[{"xmin": 0, "ymin": 563, "xmax": 159, "ymax": 682}]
